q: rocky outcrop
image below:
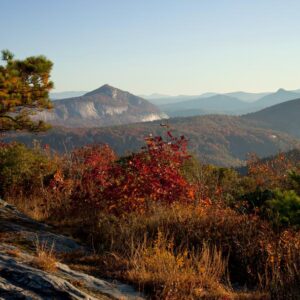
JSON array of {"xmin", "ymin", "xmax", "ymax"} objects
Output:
[
  {"xmin": 34, "ymin": 84, "xmax": 168, "ymax": 128},
  {"xmin": 0, "ymin": 200, "xmax": 144, "ymax": 300}
]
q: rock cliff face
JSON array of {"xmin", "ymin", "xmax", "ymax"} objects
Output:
[
  {"xmin": 34, "ymin": 85, "xmax": 168, "ymax": 128},
  {"xmin": 0, "ymin": 200, "xmax": 144, "ymax": 300}
]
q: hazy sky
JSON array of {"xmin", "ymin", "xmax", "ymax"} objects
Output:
[{"xmin": 1, "ymin": 0, "xmax": 300, "ymax": 95}]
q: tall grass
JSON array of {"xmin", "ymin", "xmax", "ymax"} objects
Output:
[
  {"xmin": 31, "ymin": 239, "xmax": 58, "ymax": 272},
  {"xmin": 127, "ymin": 232, "xmax": 230, "ymax": 299}
]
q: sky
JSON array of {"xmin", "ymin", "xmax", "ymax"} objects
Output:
[{"xmin": 1, "ymin": 0, "xmax": 300, "ymax": 95}]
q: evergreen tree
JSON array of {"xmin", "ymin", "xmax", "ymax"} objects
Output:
[{"xmin": 0, "ymin": 50, "xmax": 53, "ymax": 132}]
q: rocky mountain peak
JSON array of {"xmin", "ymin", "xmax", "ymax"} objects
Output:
[
  {"xmin": 84, "ymin": 84, "xmax": 121, "ymax": 98},
  {"xmin": 276, "ymin": 88, "xmax": 287, "ymax": 93},
  {"xmin": 33, "ymin": 85, "xmax": 168, "ymax": 128}
]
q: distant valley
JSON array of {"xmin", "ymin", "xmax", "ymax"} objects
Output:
[{"xmin": 7, "ymin": 99, "xmax": 300, "ymax": 167}]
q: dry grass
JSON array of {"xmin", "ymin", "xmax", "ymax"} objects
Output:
[
  {"xmin": 31, "ymin": 239, "xmax": 58, "ymax": 272},
  {"xmin": 127, "ymin": 231, "xmax": 230, "ymax": 299},
  {"xmin": 6, "ymin": 194, "xmax": 300, "ymax": 298},
  {"xmin": 6, "ymin": 193, "xmax": 50, "ymax": 221},
  {"xmin": 82, "ymin": 204, "xmax": 300, "ymax": 299},
  {"xmin": 5, "ymin": 248, "xmax": 21, "ymax": 258}
]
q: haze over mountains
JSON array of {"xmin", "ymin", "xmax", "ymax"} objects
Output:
[
  {"xmin": 50, "ymin": 87, "xmax": 300, "ymax": 118},
  {"xmin": 143, "ymin": 92, "xmax": 266, "ymax": 105},
  {"xmin": 156, "ymin": 88, "xmax": 300, "ymax": 117},
  {"xmin": 142, "ymin": 88, "xmax": 300, "ymax": 103},
  {"xmin": 8, "ymin": 95, "xmax": 300, "ymax": 167},
  {"xmin": 8, "ymin": 84, "xmax": 300, "ymax": 167},
  {"xmin": 251, "ymin": 89, "xmax": 300, "ymax": 109},
  {"xmin": 158, "ymin": 94, "xmax": 248, "ymax": 117}
]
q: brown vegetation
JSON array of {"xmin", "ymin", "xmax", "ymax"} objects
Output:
[
  {"xmin": 31, "ymin": 240, "xmax": 58, "ymax": 273},
  {"xmin": 1, "ymin": 135, "xmax": 300, "ymax": 299}
]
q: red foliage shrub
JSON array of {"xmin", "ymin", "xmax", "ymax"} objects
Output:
[
  {"xmin": 49, "ymin": 144, "xmax": 117, "ymax": 208},
  {"xmin": 53, "ymin": 132, "xmax": 196, "ymax": 215},
  {"xmin": 101, "ymin": 132, "xmax": 196, "ymax": 214},
  {"xmin": 73, "ymin": 144, "xmax": 117, "ymax": 186}
]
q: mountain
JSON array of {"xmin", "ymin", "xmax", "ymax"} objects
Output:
[
  {"xmin": 34, "ymin": 84, "xmax": 168, "ymax": 128},
  {"xmin": 147, "ymin": 95, "xmax": 202, "ymax": 106},
  {"xmin": 243, "ymin": 97, "xmax": 300, "ymax": 138},
  {"xmin": 146, "ymin": 93, "xmax": 218, "ymax": 105},
  {"xmin": 50, "ymin": 91, "xmax": 87, "ymax": 100},
  {"xmin": 225, "ymin": 91, "xmax": 270, "ymax": 102},
  {"xmin": 146, "ymin": 92, "xmax": 269, "ymax": 106},
  {"xmin": 6, "ymin": 114, "xmax": 300, "ymax": 167},
  {"xmin": 155, "ymin": 89, "xmax": 300, "ymax": 117},
  {"xmin": 133, "ymin": 88, "xmax": 300, "ymax": 107},
  {"xmin": 158, "ymin": 94, "xmax": 250, "ymax": 117},
  {"xmin": 253, "ymin": 88, "xmax": 300, "ymax": 109}
]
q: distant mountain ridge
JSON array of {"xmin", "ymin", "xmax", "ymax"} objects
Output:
[
  {"xmin": 156, "ymin": 88, "xmax": 300, "ymax": 117},
  {"xmin": 145, "ymin": 91, "xmax": 271, "ymax": 106},
  {"xmin": 159, "ymin": 94, "xmax": 249, "ymax": 117},
  {"xmin": 35, "ymin": 84, "xmax": 168, "ymax": 128},
  {"xmin": 253, "ymin": 88, "xmax": 300, "ymax": 108},
  {"xmin": 243, "ymin": 97, "xmax": 300, "ymax": 138},
  {"xmin": 224, "ymin": 91, "xmax": 270, "ymax": 102}
]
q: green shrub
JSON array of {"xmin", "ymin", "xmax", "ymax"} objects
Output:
[
  {"xmin": 266, "ymin": 189, "xmax": 300, "ymax": 229},
  {"xmin": 181, "ymin": 156, "xmax": 243, "ymax": 203},
  {"xmin": 287, "ymin": 170, "xmax": 300, "ymax": 194},
  {"xmin": 238, "ymin": 188, "xmax": 275, "ymax": 214},
  {"xmin": 0, "ymin": 142, "xmax": 56, "ymax": 197}
]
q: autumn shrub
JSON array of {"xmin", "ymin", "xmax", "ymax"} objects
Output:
[
  {"xmin": 50, "ymin": 133, "xmax": 196, "ymax": 217},
  {"xmin": 61, "ymin": 144, "xmax": 116, "ymax": 215},
  {"xmin": 246, "ymin": 152, "xmax": 296, "ymax": 191},
  {"xmin": 100, "ymin": 134, "xmax": 195, "ymax": 214}
]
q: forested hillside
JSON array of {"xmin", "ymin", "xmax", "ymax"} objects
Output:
[
  {"xmin": 243, "ymin": 98, "xmax": 300, "ymax": 138},
  {"xmin": 5, "ymin": 115, "xmax": 300, "ymax": 167}
]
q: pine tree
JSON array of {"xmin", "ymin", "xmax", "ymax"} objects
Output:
[{"xmin": 0, "ymin": 50, "xmax": 53, "ymax": 132}]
